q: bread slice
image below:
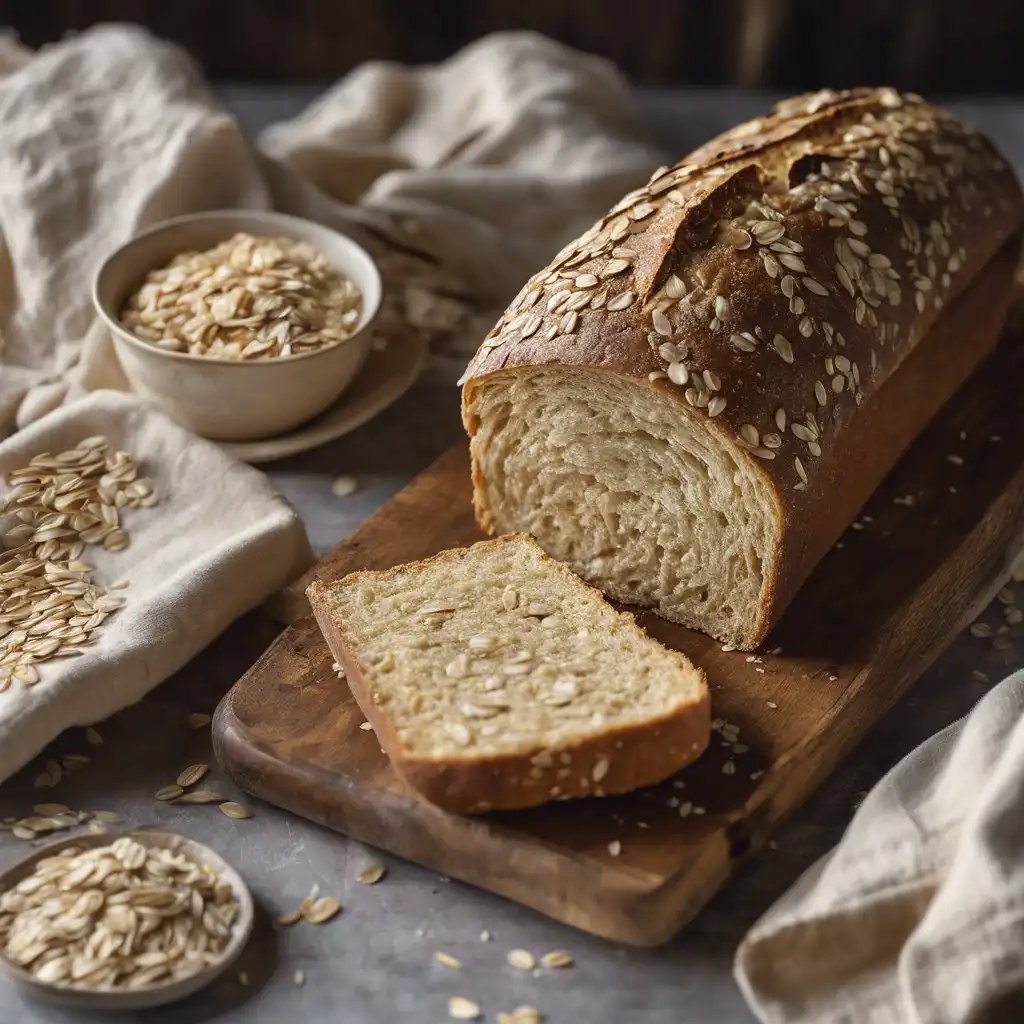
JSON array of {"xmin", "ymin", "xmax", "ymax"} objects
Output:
[{"xmin": 306, "ymin": 535, "xmax": 709, "ymax": 813}]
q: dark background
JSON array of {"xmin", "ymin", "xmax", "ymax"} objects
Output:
[{"xmin": 1, "ymin": 0, "xmax": 1022, "ymax": 92}]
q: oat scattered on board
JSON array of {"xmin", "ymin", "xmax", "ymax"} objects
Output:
[
  {"xmin": 238, "ymin": 971, "xmax": 250, "ymax": 986},
  {"xmin": 155, "ymin": 785, "xmax": 184, "ymax": 802},
  {"xmin": 187, "ymin": 713, "xmax": 212, "ymax": 729},
  {"xmin": 448, "ymin": 996, "xmax": 482, "ymax": 1020},
  {"xmin": 84, "ymin": 727, "xmax": 103, "ymax": 746},
  {"xmin": 305, "ymin": 897, "xmax": 341, "ymax": 925},
  {"xmin": 506, "ymin": 949, "xmax": 536, "ymax": 971},
  {"xmin": 219, "ymin": 802, "xmax": 252, "ymax": 821},
  {"xmin": 119, "ymin": 233, "xmax": 363, "ymax": 361},
  {"xmin": 356, "ymin": 865, "xmax": 386, "ymax": 885},
  {"xmin": 0, "ymin": 836, "xmax": 239, "ymax": 991},
  {"xmin": 358, "ymin": 722, "xmax": 373, "ymax": 731},
  {"xmin": 331, "ymin": 475, "xmax": 359, "ymax": 498},
  {"xmin": 434, "ymin": 951, "xmax": 462, "ymax": 969},
  {"xmin": 479, "ymin": 930, "xmax": 492, "ymax": 942},
  {"xmin": 293, "ymin": 969, "xmax": 305, "ymax": 986},
  {"xmin": 1, "ymin": 437, "xmax": 155, "ymax": 694}
]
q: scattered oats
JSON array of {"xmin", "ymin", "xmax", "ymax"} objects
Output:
[
  {"xmin": 507, "ymin": 949, "xmax": 536, "ymax": 971},
  {"xmin": 0, "ymin": 438, "xmax": 151, "ymax": 692},
  {"xmin": 187, "ymin": 713, "xmax": 211, "ymax": 729},
  {"xmin": 498, "ymin": 1007, "xmax": 542, "ymax": 1024},
  {"xmin": 480, "ymin": 930, "xmax": 492, "ymax": 942},
  {"xmin": 969, "ymin": 622, "xmax": 993, "ymax": 639},
  {"xmin": 174, "ymin": 789, "xmax": 228, "ymax": 805},
  {"xmin": 540, "ymin": 950, "xmax": 573, "ymax": 969},
  {"xmin": 946, "ymin": 454, "xmax": 964, "ymax": 466},
  {"xmin": 32, "ymin": 802, "xmax": 68, "ymax": 815},
  {"xmin": 449, "ymin": 996, "xmax": 482, "ymax": 1020},
  {"xmin": 357, "ymin": 864, "xmax": 386, "ymax": 885},
  {"xmin": 358, "ymin": 721, "xmax": 374, "ymax": 731},
  {"xmin": 607, "ymin": 840, "xmax": 622, "ymax": 857},
  {"xmin": 238, "ymin": 971, "xmax": 250, "ymax": 986},
  {"xmin": 971, "ymin": 670, "xmax": 990, "ymax": 683},
  {"xmin": 155, "ymin": 785, "xmax": 184, "ymax": 802},
  {"xmin": 294, "ymin": 969, "xmax": 305, "ymax": 986},
  {"xmin": 219, "ymin": 802, "xmax": 253, "ymax": 820},
  {"xmin": 305, "ymin": 897, "xmax": 341, "ymax": 924},
  {"xmin": 331, "ymin": 475, "xmax": 359, "ymax": 497},
  {"xmin": 176, "ymin": 764, "xmax": 209, "ymax": 788},
  {"xmin": 722, "ymin": 761, "xmax": 736, "ymax": 776},
  {"xmin": 435, "ymin": 951, "xmax": 463, "ymax": 969},
  {"xmin": 84, "ymin": 727, "xmax": 103, "ymax": 746}
]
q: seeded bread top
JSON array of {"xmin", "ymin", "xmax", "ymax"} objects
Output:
[{"xmin": 460, "ymin": 88, "xmax": 1023, "ymax": 498}]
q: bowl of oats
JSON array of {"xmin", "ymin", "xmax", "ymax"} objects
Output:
[
  {"xmin": 93, "ymin": 210, "xmax": 382, "ymax": 442},
  {"xmin": 0, "ymin": 831, "xmax": 254, "ymax": 1010}
]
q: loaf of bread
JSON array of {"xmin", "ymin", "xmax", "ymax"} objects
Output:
[
  {"xmin": 461, "ymin": 88, "xmax": 1024, "ymax": 649},
  {"xmin": 306, "ymin": 535, "xmax": 709, "ymax": 813}
]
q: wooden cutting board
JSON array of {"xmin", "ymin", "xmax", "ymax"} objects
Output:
[{"xmin": 213, "ymin": 335, "xmax": 1024, "ymax": 947}]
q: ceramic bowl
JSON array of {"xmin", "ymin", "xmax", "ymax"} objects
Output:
[
  {"xmin": 0, "ymin": 830, "xmax": 254, "ymax": 1011},
  {"xmin": 92, "ymin": 210, "xmax": 382, "ymax": 442}
]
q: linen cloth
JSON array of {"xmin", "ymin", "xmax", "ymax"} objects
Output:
[
  {"xmin": 0, "ymin": 25, "xmax": 663, "ymax": 432},
  {"xmin": 736, "ymin": 667, "xmax": 1024, "ymax": 1024},
  {"xmin": 0, "ymin": 26, "xmax": 661, "ymax": 781},
  {"xmin": 0, "ymin": 391, "xmax": 312, "ymax": 783}
]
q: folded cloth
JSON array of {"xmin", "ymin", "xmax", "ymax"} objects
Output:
[
  {"xmin": 735, "ymin": 668, "xmax": 1024, "ymax": 1024},
  {"xmin": 0, "ymin": 25, "xmax": 663, "ymax": 434},
  {"xmin": 0, "ymin": 391, "xmax": 312, "ymax": 784}
]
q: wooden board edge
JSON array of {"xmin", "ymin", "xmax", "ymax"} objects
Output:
[{"xmin": 213, "ymin": 683, "xmax": 714, "ymax": 946}]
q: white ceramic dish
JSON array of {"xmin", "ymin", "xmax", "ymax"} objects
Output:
[
  {"xmin": 92, "ymin": 210, "xmax": 383, "ymax": 443},
  {"xmin": 0, "ymin": 830, "xmax": 254, "ymax": 1011},
  {"xmin": 222, "ymin": 332, "xmax": 429, "ymax": 463}
]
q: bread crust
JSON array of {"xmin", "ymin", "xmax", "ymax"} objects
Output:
[
  {"xmin": 307, "ymin": 536, "xmax": 710, "ymax": 814},
  {"xmin": 460, "ymin": 88, "xmax": 1024, "ymax": 648}
]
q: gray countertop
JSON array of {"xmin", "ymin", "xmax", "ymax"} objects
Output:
[{"xmin": 2, "ymin": 88, "xmax": 1022, "ymax": 1024}]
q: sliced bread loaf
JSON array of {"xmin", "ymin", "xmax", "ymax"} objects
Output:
[{"xmin": 306, "ymin": 535, "xmax": 709, "ymax": 813}]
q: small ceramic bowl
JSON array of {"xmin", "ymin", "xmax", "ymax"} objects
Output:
[
  {"xmin": 0, "ymin": 830, "xmax": 254, "ymax": 1011},
  {"xmin": 92, "ymin": 210, "xmax": 383, "ymax": 442}
]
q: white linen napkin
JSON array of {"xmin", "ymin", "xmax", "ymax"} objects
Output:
[
  {"xmin": 0, "ymin": 25, "xmax": 663, "ymax": 433},
  {"xmin": 735, "ymin": 666, "xmax": 1024, "ymax": 1024},
  {"xmin": 0, "ymin": 391, "xmax": 311, "ymax": 784},
  {"xmin": 0, "ymin": 26, "xmax": 660, "ymax": 781}
]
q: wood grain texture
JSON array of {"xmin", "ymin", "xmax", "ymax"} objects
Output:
[{"xmin": 214, "ymin": 330, "xmax": 1024, "ymax": 946}]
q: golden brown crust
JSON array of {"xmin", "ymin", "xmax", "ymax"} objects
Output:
[
  {"xmin": 306, "ymin": 536, "xmax": 710, "ymax": 814},
  {"xmin": 460, "ymin": 88, "xmax": 1024, "ymax": 648}
]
